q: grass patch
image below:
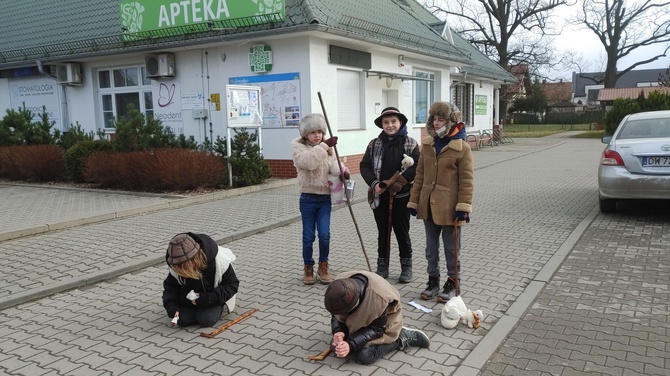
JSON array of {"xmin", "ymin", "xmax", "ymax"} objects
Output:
[
  {"xmin": 571, "ymin": 130, "xmax": 604, "ymax": 139},
  {"xmin": 502, "ymin": 123, "xmax": 599, "ymax": 138}
]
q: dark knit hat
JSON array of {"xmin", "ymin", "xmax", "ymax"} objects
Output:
[
  {"xmin": 324, "ymin": 278, "xmax": 361, "ymax": 314},
  {"xmin": 166, "ymin": 233, "xmax": 201, "ymax": 265},
  {"xmin": 374, "ymin": 107, "xmax": 408, "ymax": 128}
]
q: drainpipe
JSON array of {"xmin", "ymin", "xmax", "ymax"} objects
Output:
[{"xmin": 37, "ymin": 60, "xmax": 69, "ymax": 131}]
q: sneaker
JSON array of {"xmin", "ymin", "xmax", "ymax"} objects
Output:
[
  {"xmin": 397, "ymin": 326, "xmax": 430, "ymax": 351},
  {"xmin": 420, "ymin": 275, "xmax": 439, "ymax": 300},
  {"xmin": 436, "ymin": 277, "xmax": 459, "ymax": 303}
]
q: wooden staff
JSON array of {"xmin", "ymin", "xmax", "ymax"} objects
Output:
[
  {"xmin": 199, "ymin": 308, "xmax": 258, "ymax": 338},
  {"xmin": 307, "ymin": 348, "xmax": 331, "ymax": 361},
  {"xmin": 317, "ymin": 92, "xmax": 371, "ymax": 272}
]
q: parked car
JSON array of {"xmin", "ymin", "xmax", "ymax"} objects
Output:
[{"xmin": 598, "ymin": 110, "xmax": 670, "ymax": 213}]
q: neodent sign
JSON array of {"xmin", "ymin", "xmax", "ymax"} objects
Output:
[{"xmin": 120, "ymin": 0, "xmax": 285, "ymax": 34}]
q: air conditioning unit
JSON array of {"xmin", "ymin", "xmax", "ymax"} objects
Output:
[
  {"xmin": 145, "ymin": 53, "xmax": 176, "ymax": 78},
  {"xmin": 56, "ymin": 63, "xmax": 83, "ymax": 85}
]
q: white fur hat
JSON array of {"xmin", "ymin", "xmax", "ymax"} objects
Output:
[{"xmin": 299, "ymin": 113, "xmax": 327, "ymax": 138}]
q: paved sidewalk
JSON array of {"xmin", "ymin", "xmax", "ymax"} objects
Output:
[{"xmin": 1, "ymin": 134, "xmax": 667, "ymax": 375}]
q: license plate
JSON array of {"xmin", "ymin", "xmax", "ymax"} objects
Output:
[{"xmin": 642, "ymin": 156, "xmax": 670, "ymax": 166}]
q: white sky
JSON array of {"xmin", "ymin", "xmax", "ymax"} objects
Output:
[
  {"xmin": 549, "ymin": 2, "xmax": 670, "ymax": 80},
  {"xmin": 435, "ymin": 0, "xmax": 670, "ymax": 81}
]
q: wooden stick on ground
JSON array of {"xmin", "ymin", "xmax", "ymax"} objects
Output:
[
  {"xmin": 307, "ymin": 348, "xmax": 331, "ymax": 361},
  {"xmin": 199, "ymin": 308, "xmax": 258, "ymax": 338}
]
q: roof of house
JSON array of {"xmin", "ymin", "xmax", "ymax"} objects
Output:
[
  {"xmin": 542, "ymin": 81, "xmax": 572, "ymax": 102},
  {"xmin": 0, "ymin": 0, "xmax": 477, "ymax": 69},
  {"xmin": 598, "ymin": 86, "xmax": 670, "ymax": 101},
  {"xmin": 572, "ymin": 68, "xmax": 666, "ymax": 97},
  {"xmin": 0, "ymin": 0, "xmax": 513, "ymax": 82}
]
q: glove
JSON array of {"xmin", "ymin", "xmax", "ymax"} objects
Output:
[
  {"xmin": 454, "ymin": 211, "xmax": 470, "ymax": 223},
  {"xmin": 323, "ymin": 136, "xmax": 338, "ymax": 147},
  {"xmin": 408, "ymin": 208, "xmax": 417, "ymax": 217},
  {"xmin": 343, "ymin": 170, "xmax": 350, "ymax": 180},
  {"xmin": 379, "ymin": 171, "xmax": 400, "ymax": 190}
]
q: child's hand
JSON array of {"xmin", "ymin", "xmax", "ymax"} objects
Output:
[
  {"xmin": 334, "ymin": 340, "xmax": 350, "ymax": 358},
  {"xmin": 332, "ymin": 332, "xmax": 345, "ymax": 345},
  {"xmin": 171, "ymin": 312, "xmax": 179, "ymax": 326}
]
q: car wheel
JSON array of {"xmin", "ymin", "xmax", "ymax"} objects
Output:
[{"xmin": 599, "ymin": 197, "xmax": 616, "ymax": 213}]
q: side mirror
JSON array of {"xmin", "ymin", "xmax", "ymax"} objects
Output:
[{"xmin": 601, "ymin": 135, "xmax": 612, "ymax": 144}]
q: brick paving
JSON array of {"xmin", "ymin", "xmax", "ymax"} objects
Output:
[{"xmin": 0, "ymin": 134, "xmax": 667, "ymax": 375}]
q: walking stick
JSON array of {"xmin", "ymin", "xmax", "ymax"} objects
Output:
[
  {"xmin": 317, "ymin": 92, "xmax": 371, "ymax": 272},
  {"xmin": 453, "ymin": 223, "xmax": 460, "ymax": 296},
  {"xmin": 386, "ymin": 194, "xmax": 394, "ymax": 261},
  {"xmin": 199, "ymin": 308, "xmax": 258, "ymax": 338}
]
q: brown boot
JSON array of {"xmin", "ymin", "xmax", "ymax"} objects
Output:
[
  {"xmin": 317, "ymin": 261, "xmax": 332, "ymax": 285},
  {"xmin": 303, "ymin": 265, "xmax": 315, "ymax": 285}
]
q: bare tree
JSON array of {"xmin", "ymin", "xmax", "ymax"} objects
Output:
[
  {"xmin": 661, "ymin": 65, "xmax": 670, "ymax": 87},
  {"xmin": 422, "ymin": 0, "xmax": 567, "ymax": 113},
  {"xmin": 575, "ymin": 0, "xmax": 670, "ymax": 88},
  {"xmin": 423, "ymin": 0, "xmax": 567, "ymax": 75}
]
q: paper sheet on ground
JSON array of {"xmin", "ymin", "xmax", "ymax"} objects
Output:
[{"xmin": 406, "ymin": 300, "xmax": 432, "ymax": 313}]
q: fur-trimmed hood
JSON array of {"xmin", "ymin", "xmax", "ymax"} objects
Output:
[{"xmin": 425, "ymin": 101, "xmax": 463, "ymax": 137}]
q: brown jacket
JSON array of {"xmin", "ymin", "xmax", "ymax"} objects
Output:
[
  {"xmin": 333, "ymin": 271, "xmax": 403, "ymax": 347},
  {"xmin": 408, "ymin": 137, "xmax": 474, "ymax": 225}
]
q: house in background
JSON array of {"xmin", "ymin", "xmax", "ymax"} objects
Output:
[
  {"xmin": 598, "ymin": 86, "xmax": 670, "ymax": 110},
  {"xmin": 0, "ymin": 0, "xmax": 513, "ymax": 178},
  {"xmin": 572, "ymin": 68, "xmax": 666, "ymax": 107}
]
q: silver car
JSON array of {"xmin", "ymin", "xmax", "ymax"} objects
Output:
[{"xmin": 599, "ymin": 110, "xmax": 670, "ymax": 213}]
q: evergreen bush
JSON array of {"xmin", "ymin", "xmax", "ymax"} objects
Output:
[
  {"xmin": 228, "ymin": 129, "xmax": 271, "ymax": 187},
  {"xmin": 64, "ymin": 140, "xmax": 114, "ymax": 182}
]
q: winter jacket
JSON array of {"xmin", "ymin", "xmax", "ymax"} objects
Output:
[
  {"xmin": 408, "ymin": 128, "xmax": 474, "ymax": 226},
  {"xmin": 291, "ymin": 137, "xmax": 335, "ymax": 195},
  {"xmin": 330, "ymin": 271, "xmax": 403, "ymax": 349},
  {"xmin": 162, "ymin": 233, "xmax": 239, "ymax": 318},
  {"xmin": 360, "ymin": 126, "xmax": 420, "ymax": 199}
]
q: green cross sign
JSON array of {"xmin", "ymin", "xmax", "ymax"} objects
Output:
[{"xmin": 249, "ymin": 45, "xmax": 272, "ymax": 73}]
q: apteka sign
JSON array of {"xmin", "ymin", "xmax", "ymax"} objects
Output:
[{"xmin": 120, "ymin": 0, "xmax": 285, "ymax": 34}]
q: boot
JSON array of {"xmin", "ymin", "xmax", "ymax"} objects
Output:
[
  {"xmin": 317, "ymin": 261, "xmax": 332, "ymax": 285},
  {"xmin": 420, "ymin": 275, "xmax": 439, "ymax": 300},
  {"xmin": 303, "ymin": 265, "xmax": 315, "ymax": 285},
  {"xmin": 397, "ymin": 326, "xmax": 430, "ymax": 351},
  {"xmin": 436, "ymin": 276, "xmax": 459, "ymax": 303},
  {"xmin": 375, "ymin": 258, "xmax": 389, "ymax": 278},
  {"xmin": 398, "ymin": 257, "xmax": 412, "ymax": 283}
]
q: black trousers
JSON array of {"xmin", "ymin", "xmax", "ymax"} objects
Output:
[
  {"xmin": 331, "ymin": 340, "xmax": 400, "ymax": 365},
  {"xmin": 373, "ymin": 193, "xmax": 412, "ymax": 259}
]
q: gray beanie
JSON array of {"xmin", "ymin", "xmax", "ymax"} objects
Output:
[
  {"xmin": 166, "ymin": 233, "xmax": 201, "ymax": 265},
  {"xmin": 299, "ymin": 113, "xmax": 327, "ymax": 138}
]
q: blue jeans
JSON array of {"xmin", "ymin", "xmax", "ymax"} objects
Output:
[
  {"xmin": 299, "ymin": 193, "xmax": 331, "ymax": 265},
  {"xmin": 424, "ymin": 217, "xmax": 461, "ymax": 277}
]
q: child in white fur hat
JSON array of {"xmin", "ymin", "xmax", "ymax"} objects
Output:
[{"xmin": 290, "ymin": 114, "xmax": 348, "ymax": 285}]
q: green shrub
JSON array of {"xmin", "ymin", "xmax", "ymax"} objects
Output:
[
  {"xmin": 57, "ymin": 122, "xmax": 95, "ymax": 150},
  {"xmin": 228, "ymin": 129, "xmax": 270, "ymax": 187},
  {"xmin": 64, "ymin": 140, "xmax": 113, "ymax": 182},
  {"xmin": 0, "ymin": 105, "xmax": 59, "ymax": 146},
  {"xmin": 604, "ymin": 98, "xmax": 640, "ymax": 135}
]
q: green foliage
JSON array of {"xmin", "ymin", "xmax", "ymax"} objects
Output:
[
  {"xmin": 604, "ymin": 98, "xmax": 640, "ymax": 135},
  {"xmin": 64, "ymin": 139, "xmax": 114, "ymax": 182},
  {"xmin": 508, "ymin": 80, "xmax": 547, "ymax": 116},
  {"xmin": 57, "ymin": 122, "xmax": 95, "ymax": 150},
  {"xmin": 112, "ymin": 104, "xmax": 167, "ymax": 151},
  {"xmin": 604, "ymin": 90, "xmax": 670, "ymax": 134},
  {"xmin": 229, "ymin": 129, "xmax": 270, "ymax": 187},
  {"xmin": 212, "ymin": 135, "xmax": 227, "ymax": 157},
  {"xmin": 0, "ymin": 104, "xmax": 59, "ymax": 146}
]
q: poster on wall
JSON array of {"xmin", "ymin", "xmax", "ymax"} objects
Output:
[
  {"xmin": 152, "ymin": 79, "xmax": 183, "ymax": 134},
  {"xmin": 228, "ymin": 72, "xmax": 300, "ymax": 127},
  {"xmin": 9, "ymin": 76, "xmax": 61, "ymax": 130},
  {"xmin": 475, "ymin": 95, "xmax": 487, "ymax": 115},
  {"xmin": 226, "ymin": 84, "xmax": 262, "ymax": 127}
]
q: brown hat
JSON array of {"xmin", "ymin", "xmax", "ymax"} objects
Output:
[
  {"xmin": 324, "ymin": 278, "xmax": 361, "ymax": 314},
  {"xmin": 374, "ymin": 107, "xmax": 408, "ymax": 128},
  {"xmin": 166, "ymin": 233, "xmax": 201, "ymax": 265}
]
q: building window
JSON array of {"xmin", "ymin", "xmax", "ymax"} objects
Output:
[
  {"xmin": 337, "ymin": 69, "xmax": 363, "ymax": 130},
  {"xmin": 414, "ymin": 70, "xmax": 434, "ymax": 124},
  {"xmin": 98, "ymin": 66, "xmax": 153, "ymax": 129},
  {"xmin": 452, "ymin": 83, "xmax": 474, "ymax": 126}
]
